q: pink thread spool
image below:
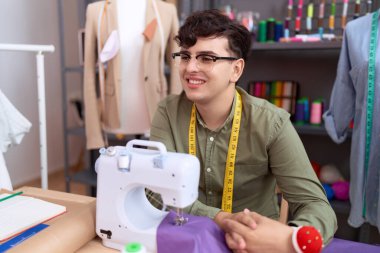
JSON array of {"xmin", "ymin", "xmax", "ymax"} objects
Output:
[
  {"xmin": 310, "ymin": 100, "xmax": 322, "ymax": 125},
  {"xmin": 254, "ymin": 82, "xmax": 262, "ymax": 97}
]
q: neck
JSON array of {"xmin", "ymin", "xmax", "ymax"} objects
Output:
[{"xmin": 196, "ymin": 87, "xmax": 236, "ymax": 131}]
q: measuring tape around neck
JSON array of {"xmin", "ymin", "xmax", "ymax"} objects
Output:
[
  {"xmin": 188, "ymin": 91, "xmax": 242, "ymax": 213},
  {"xmin": 362, "ymin": 10, "xmax": 379, "ymax": 218}
]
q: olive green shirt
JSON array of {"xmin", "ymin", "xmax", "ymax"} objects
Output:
[{"xmin": 150, "ymin": 86, "xmax": 337, "ymax": 242}]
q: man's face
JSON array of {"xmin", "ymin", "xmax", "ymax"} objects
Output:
[{"xmin": 177, "ymin": 37, "xmax": 242, "ymax": 105}]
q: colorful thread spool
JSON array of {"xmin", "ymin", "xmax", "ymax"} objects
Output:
[
  {"xmin": 274, "ymin": 21, "xmax": 284, "ymax": 42},
  {"xmin": 282, "ymin": 98, "xmax": 292, "ymax": 112},
  {"xmin": 254, "ymin": 82, "xmax": 262, "ymax": 97},
  {"xmin": 303, "ymin": 98, "xmax": 310, "ymax": 122},
  {"xmin": 295, "ymin": 99, "xmax": 305, "ymax": 125},
  {"xmin": 284, "ymin": 18, "xmax": 290, "ymax": 39},
  {"xmin": 310, "ymin": 100, "xmax": 323, "ymax": 125},
  {"xmin": 266, "ymin": 18, "xmax": 276, "ymax": 42},
  {"xmin": 258, "ymin": 20, "xmax": 267, "ymax": 42}
]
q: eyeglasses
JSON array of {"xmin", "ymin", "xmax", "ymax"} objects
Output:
[{"xmin": 172, "ymin": 52, "xmax": 239, "ymax": 72}]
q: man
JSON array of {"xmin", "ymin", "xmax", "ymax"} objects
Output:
[{"xmin": 150, "ymin": 9, "xmax": 337, "ymax": 252}]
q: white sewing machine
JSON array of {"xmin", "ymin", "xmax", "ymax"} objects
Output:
[{"xmin": 95, "ymin": 139, "xmax": 200, "ymax": 252}]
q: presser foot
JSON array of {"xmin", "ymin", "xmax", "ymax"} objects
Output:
[
  {"xmin": 174, "ymin": 208, "xmax": 188, "ymax": 226},
  {"xmin": 174, "ymin": 215, "xmax": 188, "ymax": 226}
]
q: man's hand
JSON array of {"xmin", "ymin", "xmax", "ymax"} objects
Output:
[
  {"xmin": 221, "ymin": 209, "xmax": 295, "ymax": 253},
  {"xmin": 214, "ymin": 210, "xmax": 258, "ymax": 250},
  {"xmin": 214, "ymin": 210, "xmax": 258, "ymax": 229}
]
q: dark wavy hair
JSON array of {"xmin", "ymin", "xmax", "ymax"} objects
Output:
[{"xmin": 175, "ymin": 9, "xmax": 252, "ymax": 61}]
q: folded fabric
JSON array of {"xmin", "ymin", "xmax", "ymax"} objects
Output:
[{"xmin": 157, "ymin": 211, "xmax": 231, "ymax": 253}]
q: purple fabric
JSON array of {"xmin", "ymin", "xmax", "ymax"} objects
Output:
[
  {"xmin": 323, "ymin": 238, "xmax": 380, "ymax": 253},
  {"xmin": 157, "ymin": 211, "xmax": 231, "ymax": 253},
  {"xmin": 157, "ymin": 213, "xmax": 380, "ymax": 253}
]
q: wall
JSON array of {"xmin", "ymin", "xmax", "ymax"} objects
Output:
[{"xmin": 0, "ymin": 0, "xmax": 83, "ymax": 187}]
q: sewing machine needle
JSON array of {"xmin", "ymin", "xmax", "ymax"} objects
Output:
[{"xmin": 174, "ymin": 208, "xmax": 188, "ymax": 226}]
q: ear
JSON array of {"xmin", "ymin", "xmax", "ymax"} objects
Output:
[{"xmin": 230, "ymin": 59, "xmax": 245, "ymax": 83}]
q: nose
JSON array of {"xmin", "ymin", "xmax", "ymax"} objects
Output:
[{"xmin": 185, "ymin": 57, "xmax": 200, "ymax": 72}]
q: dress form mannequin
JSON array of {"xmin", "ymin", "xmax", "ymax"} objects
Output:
[
  {"xmin": 83, "ymin": 0, "xmax": 181, "ymax": 149},
  {"xmin": 323, "ymin": 10, "xmax": 380, "ymax": 230},
  {"xmin": 103, "ymin": 0, "xmax": 150, "ymax": 135}
]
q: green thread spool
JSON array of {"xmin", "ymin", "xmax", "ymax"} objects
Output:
[{"xmin": 258, "ymin": 20, "xmax": 267, "ymax": 42}]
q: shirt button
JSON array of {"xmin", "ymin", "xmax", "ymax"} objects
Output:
[
  {"xmin": 209, "ymin": 137, "xmax": 214, "ymax": 141},
  {"xmin": 206, "ymin": 167, "xmax": 212, "ymax": 173},
  {"xmin": 208, "ymin": 191, "xmax": 212, "ymax": 195}
]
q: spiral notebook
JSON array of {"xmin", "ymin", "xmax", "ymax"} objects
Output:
[{"xmin": 0, "ymin": 193, "xmax": 66, "ymax": 242}]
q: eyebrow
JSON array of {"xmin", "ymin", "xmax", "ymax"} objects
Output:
[{"xmin": 179, "ymin": 50, "xmax": 218, "ymax": 55}]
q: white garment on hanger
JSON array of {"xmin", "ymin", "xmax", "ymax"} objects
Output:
[
  {"xmin": 0, "ymin": 154, "xmax": 12, "ymax": 190},
  {"xmin": 0, "ymin": 90, "xmax": 32, "ymax": 190},
  {"xmin": 104, "ymin": 0, "xmax": 151, "ymax": 135}
]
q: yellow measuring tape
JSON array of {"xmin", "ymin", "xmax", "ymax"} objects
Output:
[{"xmin": 188, "ymin": 91, "xmax": 242, "ymax": 213}]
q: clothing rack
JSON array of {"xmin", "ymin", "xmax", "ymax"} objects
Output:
[{"xmin": 0, "ymin": 43, "xmax": 55, "ymax": 189}]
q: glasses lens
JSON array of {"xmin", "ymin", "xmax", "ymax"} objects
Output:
[
  {"xmin": 173, "ymin": 53, "xmax": 188, "ymax": 68},
  {"xmin": 196, "ymin": 55, "xmax": 215, "ymax": 72},
  {"xmin": 172, "ymin": 53, "xmax": 215, "ymax": 72}
]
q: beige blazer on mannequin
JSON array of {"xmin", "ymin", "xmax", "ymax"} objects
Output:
[{"xmin": 84, "ymin": 0, "xmax": 181, "ymax": 149}]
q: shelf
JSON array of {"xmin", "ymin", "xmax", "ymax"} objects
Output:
[
  {"xmin": 252, "ymin": 41, "xmax": 342, "ymax": 51},
  {"xmin": 293, "ymin": 124, "xmax": 352, "ymax": 137},
  {"xmin": 294, "ymin": 124, "xmax": 327, "ymax": 135},
  {"xmin": 71, "ymin": 169, "xmax": 97, "ymax": 187}
]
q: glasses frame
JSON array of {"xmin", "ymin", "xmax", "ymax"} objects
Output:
[
  {"xmin": 172, "ymin": 52, "xmax": 240, "ymax": 71},
  {"xmin": 172, "ymin": 52, "xmax": 239, "ymax": 62}
]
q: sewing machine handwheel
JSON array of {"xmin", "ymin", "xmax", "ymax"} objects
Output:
[{"xmin": 126, "ymin": 139, "xmax": 167, "ymax": 154}]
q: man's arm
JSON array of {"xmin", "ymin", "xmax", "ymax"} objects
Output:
[{"xmin": 268, "ymin": 119, "xmax": 337, "ymax": 243}]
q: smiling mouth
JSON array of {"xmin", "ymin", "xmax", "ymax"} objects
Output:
[{"xmin": 187, "ymin": 79, "xmax": 205, "ymax": 85}]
